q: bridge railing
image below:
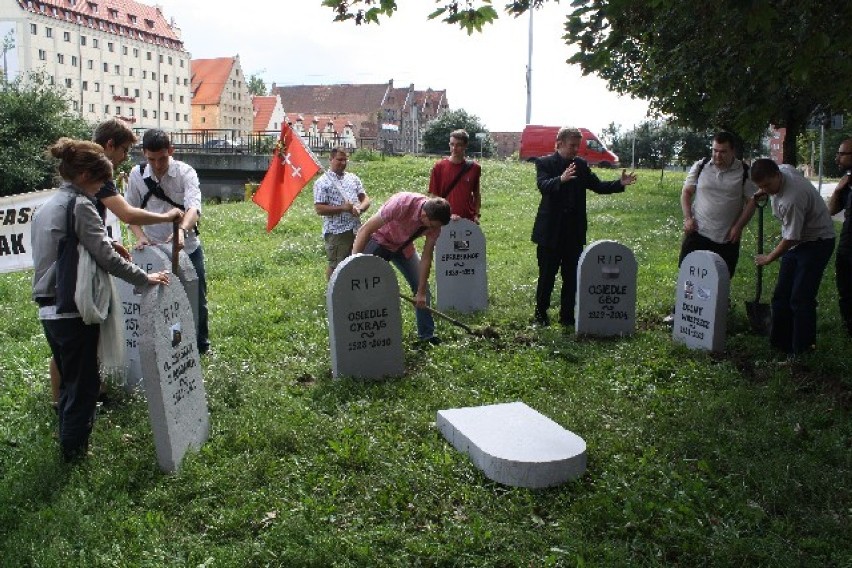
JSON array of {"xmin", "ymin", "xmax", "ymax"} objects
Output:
[{"xmin": 132, "ymin": 128, "xmax": 370, "ymax": 155}]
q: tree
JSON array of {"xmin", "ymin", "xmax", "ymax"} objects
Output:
[
  {"xmin": 321, "ymin": 1, "xmax": 852, "ymax": 165},
  {"xmin": 422, "ymin": 108, "xmax": 493, "ymax": 157},
  {"xmin": 247, "ymin": 73, "xmax": 267, "ymax": 97},
  {"xmin": 0, "ymin": 73, "xmax": 91, "ymax": 196}
]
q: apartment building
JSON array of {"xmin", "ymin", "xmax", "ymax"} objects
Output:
[
  {"xmin": 190, "ymin": 55, "xmax": 252, "ymax": 136},
  {"xmin": 0, "ymin": 0, "xmax": 191, "ymax": 130}
]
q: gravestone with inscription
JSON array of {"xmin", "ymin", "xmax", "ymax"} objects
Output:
[
  {"xmin": 327, "ymin": 254, "xmax": 404, "ymax": 379},
  {"xmin": 154, "ymin": 243, "xmax": 199, "ymax": 339},
  {"xmin": 139, "ymin": 279, "xmax": 209, "ymax": 472},
  {"xmin": 672, "ymin": 251, "xmax": 730, "ymax": 352},
  {"xmin": 435, "ymin": 219, "xmax": 488, "ymax": 313},
  {"xmin": 116, "ymin": 246, "xmax": 171, "ymax": 391},
  {"xmin": 575, "ymin": 240, "xmax": 637, "ymax": 336},
  {"xmin": 437, "ymin": 401, "xmax": 587, "ymax": 488}
]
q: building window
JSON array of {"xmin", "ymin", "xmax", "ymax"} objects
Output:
[
  {"xmin": 94, "ymin": 82, "xmax": 100, "ymax": 92},
  {"xmin": 168, "ymin": 56, "xmax": 172, "ymax": 65},
  {"xmin": 103, "ymin": 62, "xmax": 108, "ymax": 72},
  {"xmin": 65, "ymin": 78, "xmax": 72, "ymax": 88},
  {"xmin": 142, "ymin": 109, "xmax": 148, "ymax": 118},
  {"xmin": 158, "ymin": 54, "xmax": 163, "ymax": 63},
  {"xmin": 163, "ymin": 74, "xmax": 168, "ymax": 83},
  {"xmin": 147, "ymin": 91, "xmax": 152, "ymax": 99},
  {"xmin": 134, "ymin": 88, "xmax": 139, "ymax": 97},
  {"xmin": 123, "ymin": 87, "xmax": 128, "ymax": 96},
  {"xmin": 183, "ymin": 78, "xmax": 188, "ymax": 86},
  {"xmin": 129, "ymin": 108, "xmax": 134, "ymax": 117},
  {"xmin": 133, "ymin": 48, "xmax": 138, "ymax": 57},
  {"xmin": 104, "ymin": 104, "xmax": 109, "ymax": 114},
  {"xmin": 92, "ymin": 38, "xmax": 98, "ymax": 48},
  {"xmin": 115, "ymin": 106, "xmax": 121, "ymax": 115},
  {"xmin": 180, "ymin": 59, "xmax": 184, "ymax": 68},
  {"xmin": 128, "ymin": 67, "xmax": 134, "ymax": 76},
  {"xmin": 57, "ymin": 54, "xmax": 64, "ymax": 64},
  {"xmin": 45, "ymin": 27, "xmax": 52, "ymax": 38},
  {"xmin": 82, "ymin": 81, "xmax": 88, "ymax": 91},
  {"xmin": 164, "ymin": 112, "xmax": 169, "ymax": 120},
  {"xmin": 142, "ymin": 70, "xmax": 147, "ymax": 79},
  {"xmin": 152, "ymin": 111, "xmax": 157, "ymax": 119},
  {"xmin": 169, "ymin": 94, "xmax": 173, "ymax": 102},
  {"xmin": 87, "ymin": 60, "xmax": 93, "ymax": 70},
  {"xmin": 63, "ymin": 31, "xmax": 70, "ymax": 42},
  {"xmin": 179, "ymin": 95, "xmax": 184, "ymax": 103},
  {"xmin": 122, "ymin": 46, "xmax": 128, "ymax": 55},
  {"xmin": 73, "ymin": 100, "xmax": 78, "ymax": 111},
  {"xmin": 107, "ymin": 42, "xmax": 113, "ymax": 52},
  {"xmin": 38, "ymin": 49, "xmax": 46, "ymax": 61},
  {"xmin": 201, "ymin": 116, "xmax": 206, "ymax": 124},
  {"xmin": 80, "ymin": 35, "xmax": 86, "ymax": 46},
  {"xmin": 89, "ymin": 104, "xmax": 95, "ymax": 113},
  {"xmin": 160, "ymin": 93, "xmax": 164, "ymax": 101},
  {"xmin": 114, "ymin": 65, "xmax": 120, "ymax": 74},
  {"xmin": 109, "ymin": 85, "xmax": 115, "ymax": 94},
  {"xmin": 151, "ymin": 72, "xmax": 156, "ymax": 81},
  {"xmin": 146, "ymin": 51, "xmax": 151, "ymax": 60},
  {"xmin": 30, "ymin": 23, "xmax": 37, "ymax": 35},
  {"xmin": 71, "ymin": 56, "xmax": 77, "ymax": 67}
]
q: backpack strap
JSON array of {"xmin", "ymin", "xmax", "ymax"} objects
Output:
[
  {"xmin": 441, "ymin": 160, "xmax": 473, "ymax": 199},
  {"xmin": 138, "ymin": 163, "xmax": 184, "ymax": 211},
  {"xmin": 695, "ymin": 157, "xmax": 749, "ymax": 189}
]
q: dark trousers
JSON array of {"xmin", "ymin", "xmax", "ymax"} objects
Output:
[
  {"xmin": 836, "ymin": 244, "xmax": 852, "ymax": 334},
  {"xmin": 535, "ymin": 242, "xmax": 584, "ymax": 325},
  {"xmin": 770, "ymin": 238, "xmax": 835, "ymax": 354},
  {"xmin": 188, "ymin": 245, "xmax": 209, "ymax": 353},
  {"xmin": 678, "ymin": 231, "xmax": 740, "ymax": 279},
  {"xmin": 42, "ymin": 318, "xmax": 100, "ymax": 460}
]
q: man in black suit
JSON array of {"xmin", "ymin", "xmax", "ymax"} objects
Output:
[{"xmin": 532, "ymin": 127, "xmax": 637, "ymax": 327}]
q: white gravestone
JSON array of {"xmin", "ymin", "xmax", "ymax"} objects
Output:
[
  {"xmin": 437, "ymin": 401, "xmax": 587, "ymax": 489},
  {"xmin": 139, "ymin": 279, "xmax": 209, "ymax": 472},
  {"xmin": 435, "ymin": 219, "xmax": 488, "ymax": 313},
  {"xmin": 575, "ymin": 240, "xmax": 637, "ymax": 336},
  {"xmin": 117, "ymin": 246, "xmax": 171, "ymax": 392},
  {"xmin": 327, "ymin": 254, "xmax": 404, "ymax": 379},
  {"xmin": 154, "ymin": 243, "xmax": 199, "ymax": 340},
  {"xmin": 672, "ymin": 251, "xmax": 730, "ymax": 352}
]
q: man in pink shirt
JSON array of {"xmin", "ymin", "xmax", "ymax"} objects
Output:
[{"xmin": 352, "ymin": 192, "xmax": 451, "ymax": 344}]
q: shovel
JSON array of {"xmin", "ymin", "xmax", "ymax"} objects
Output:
[
  {"xmin": 399, "ymin": 294, "xmax": 498, "ymax": 339},
  {"xmin": 745, "ymin": 197, "xmax": 771, "ymax": 335}
]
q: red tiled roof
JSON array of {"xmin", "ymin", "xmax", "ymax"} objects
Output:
[
  {"xmin": 191, "ymin": 57, "xmax": 235, "ymax": 106},
  {"xmin": 252, "ymin": 95, "xmax": 278, "ymax": 131},
  {"xmin": 21, "ymin": 0, "xmax": 184, "ymax": 48},
  {"xmin": 272, "ymin": 83, "xmax": 391, "ymax": 114}
]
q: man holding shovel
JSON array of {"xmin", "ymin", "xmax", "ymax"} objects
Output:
[
  {"xmin": 828, "ymin": 138, "xmax": 852, "ymax": 336},
  {"xmin": 750, "ymin": 159, "xmax": 836, "ymax": 356},
  {"xmin": 352, "ymin": 193, "xmax": 451, "ymax": 345}
]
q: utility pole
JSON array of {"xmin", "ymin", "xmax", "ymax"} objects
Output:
[{"xmin": 525, "ymin": 8, "xmax": 533, "ymax": 125}]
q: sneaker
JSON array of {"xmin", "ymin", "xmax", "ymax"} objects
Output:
[
  {"xmin": 663, "ymin": 313, "xmax": 675, "ymax": 325},
  {"xmin": 421, "ymin": 336, "xmax": 442, "ymax": 346},
  {"xmin": 533, "ymin": 313, "xmax": 550, "ymax": 327}
]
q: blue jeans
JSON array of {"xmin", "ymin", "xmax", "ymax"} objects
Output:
[
  {"xmin": 390, "ymin": 250, "xmax": 436, "ymax": 340},
  {"xmin": 770, "ymin": 237, "xmax": 835, "ymax": 354},
  {"xmin": 188, "ymin": 245, "xmax": 209, "ymax": 353}
]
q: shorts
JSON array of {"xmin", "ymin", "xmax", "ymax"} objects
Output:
[{"xmin": 324, "ymin": 230, "xmax": 356, "ymax": 268}]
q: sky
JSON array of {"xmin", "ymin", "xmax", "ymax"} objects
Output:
[{"xmin": 153, "ymin": 1, "xmax": 650, "ymax": 135}]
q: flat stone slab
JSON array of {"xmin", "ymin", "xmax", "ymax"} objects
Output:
[{"xmin": 437, "ymin": 401, "xmax": 587, "ymax": 488}]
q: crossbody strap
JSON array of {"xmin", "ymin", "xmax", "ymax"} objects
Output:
[{"xmin": 441, "ymin": 160, "xmax": 473, "ymax": 199}]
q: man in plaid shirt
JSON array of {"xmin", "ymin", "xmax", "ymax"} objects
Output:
[{"xmin": 314, "ymin": 147, "xmax": 371, "ymax": 279}]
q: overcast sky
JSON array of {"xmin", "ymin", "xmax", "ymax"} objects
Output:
[{"xmin": 153, "ymin": 1, "xmax": 650, "ymax": 134}]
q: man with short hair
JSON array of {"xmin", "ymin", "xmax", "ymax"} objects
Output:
[
  {"xmin": 126, "ymin": 129, "xmax": 209, "ymax": 354},
  {"xmin": 352, "ymin": 193, "xmax": 451, "ymax": 344},
  {"xmin": 428, "ymin": 129, "xmax": 481, "ymax": 222},
  {"xmin": 828, "ymin": 138, "xmax": 852, "ymax": 335},
  {"xmin": 678, "ymin": 131, "xmax": 757, "ymax": 279},
  {"xmin": 750, "ymin": 159, "xmax": 835, "ymax": 355},
  {"xmin": 314, "ymin": 147, "xmax": 371, "ymax": 279},
  {"xmin": 532, "ymin": 127, "xmax": 636, "ymax": 327}
]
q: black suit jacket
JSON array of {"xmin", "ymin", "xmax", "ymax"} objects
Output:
[{"xmin": 531, "ymin": 152, "xmax": 624, "ymax": 249}]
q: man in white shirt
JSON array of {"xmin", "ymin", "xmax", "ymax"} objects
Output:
[
  {"xmin": 678, "ymin": 131, "xmax": 757, "ymax": 279},
  {"xmin": 126, "ymin": 129, "xmax": 209, "ymax": 354},
  {"xmin": 313, "ymin": 148, "xmax": 370, "ymax": 279}
]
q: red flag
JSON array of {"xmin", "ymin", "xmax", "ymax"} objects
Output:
[{"xmin": 253, "ymin": 122, "xmax": 321, "ymax": 232}]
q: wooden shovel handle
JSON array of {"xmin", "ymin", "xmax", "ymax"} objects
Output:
[
  {"xmin": 399, "ymin": 293, "xmax": 474, "ymax": 334},
  {"xmin": 172, "ymin": 221, "xmax": 179, "ymax": 273}
]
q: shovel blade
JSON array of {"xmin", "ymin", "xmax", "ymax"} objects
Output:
[{"xmin": 745, "ymin": 301, "xmax": 772, "ymax": 336}]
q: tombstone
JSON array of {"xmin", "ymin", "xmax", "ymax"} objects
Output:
[
  {"xmin": 327, "ymin": 254, "xmax": 404, "ymax": 379},
  {"xmin": 118, "ymin": 246, "xmax": 199, "ymax": 392},
  {"xmin": 437, "ymin": 401, "xmax": 587, "ymax": 488},
  {"xmin": 154, "ymin": 243, "xmax": 199, "ymax": 339},
  {"xmin": 672, "ymin": 251, "xmax": 730, "ymax": 352},
  {"xmin": 575, "ymin": 240, "xmax": 637, "ymax": 336},
  {"xmin": 139, "ymin": 279, "xmax": 209, "ymax": 473},
  {"xmin": 434, "ymin": 219, "xmax": 488, "ymax": 313}
]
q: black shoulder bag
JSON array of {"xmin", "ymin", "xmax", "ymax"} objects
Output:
[{"xmin": 55, "ymin": 193, "xmax": 81, "ymax": 314}]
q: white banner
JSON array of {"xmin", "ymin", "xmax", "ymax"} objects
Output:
[{"xmin": 0, "ymin": 189, "xmax": 122, "ymax": 274}]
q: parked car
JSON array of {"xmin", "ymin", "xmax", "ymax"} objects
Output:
[
  {"xmin": 519, "ymin": 125, "xmax": 619, "ymax": 167},
  {"xmin": 202, "ymin": 139, "xmax": 243, "ymax": 153}
]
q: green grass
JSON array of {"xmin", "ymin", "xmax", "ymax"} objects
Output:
[{"xmin": 1, "ymin": 156, "xmax": 850, "ymax": 567}]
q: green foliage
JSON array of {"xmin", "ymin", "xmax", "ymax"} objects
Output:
[
  {"xmin": 2, "ymin": 157, "xmax": 851, "ymax": 565},
  {"xmin": 247, "ymin": 73, "xmax": 267, "ymax": 96},
  {"xmin": 796, "ymin": 115, "xmax": 852, "ymax": 176},
  {"xmin": 606, "ymin": 120, "xmax": 712, "ymax": 169},
  {"xmin": 422, "ymin": 108, "xmax": 493, "ymax": 156},
  {"xmin": 0, "ymin": 73, "xmax": 92, "ymax": 196}
]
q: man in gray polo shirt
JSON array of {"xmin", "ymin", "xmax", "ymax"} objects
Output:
[
  {"xmin": 678, "ymin": 131, "xmax": 757, "ymax": 278},
  {"xmin": 313, "ymin": 147, "xmax": 371, "ymax": 279}
]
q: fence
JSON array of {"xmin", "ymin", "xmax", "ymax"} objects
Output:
[{"xmin": 132, "ymin": 129, "xmax": 373, "ymax": 156}]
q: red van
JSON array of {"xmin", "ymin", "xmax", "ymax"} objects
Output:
[{"xmin": 519, "ymin": 125, "xmax": 619, "ymax": 167}]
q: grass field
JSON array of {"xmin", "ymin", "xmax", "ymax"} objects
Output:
[{"xmin": 1, "ymin": 156, "xmax": 850, "ymax": 567}]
